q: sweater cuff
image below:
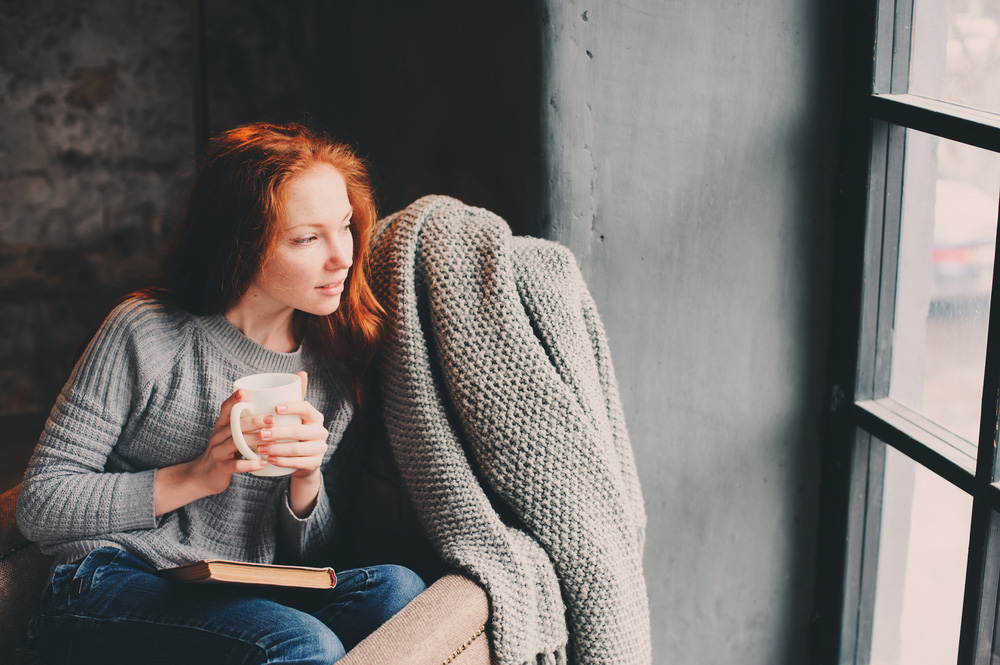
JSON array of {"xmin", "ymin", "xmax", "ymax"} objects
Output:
[
  {"xmin": 277, "ymin": 476, "xmax": 333, "ymax": 562},
  {"xmin": 111, "ymin": 468, "xmax": 158, "ymax": 532}
]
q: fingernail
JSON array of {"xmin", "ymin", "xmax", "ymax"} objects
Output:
[
  {"xmin": 257, "ymin": 445, "xmax": 269, "ymax": 454},
  {"xmin": 275, "ymin": 404, "xmax": 287, "ymax": 414},
  {"xmin": 261, "ymin": 429, "xmax": 271, "ymax": 439},
  {"xmin": 259, "ymin": 459, "xmax": 268, "ymax": 466},
  {"xmin": 264, "ymin": 416, "xmax": 274, "ymax": 425}
]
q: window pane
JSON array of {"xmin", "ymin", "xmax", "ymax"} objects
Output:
[
  {"xmin": 910, "ymin": 0, "xmax": 1000, "ymax": 114},
  {"xmin": 870, "ymin": 445, "xmax": 972, "ymax": 665},
  {"xmin": 890, "ymin": 129, "xmax": 998, "ymax": 444}
]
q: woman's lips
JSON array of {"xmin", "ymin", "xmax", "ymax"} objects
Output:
[{"xmin": 316, "ymin": 281, "xmax": 345, "ymax": 295}]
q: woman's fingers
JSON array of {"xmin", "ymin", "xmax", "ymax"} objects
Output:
[
  {"xmin": 256, "ymin": 439, "xmax": 327, "ymax": 458},
  {"xmin": 258, "ymin": 444, "xmax": 326, "ymax": 471},
  {"xmin": 235, "ymin": 413, "xmax": 274, "ymax": 434},
  {"xmin": 214, "ymin": 389, "xmax": 245, "ymax": 424},
  {"xmin": 257, "ymin": 421, "xmax": 327, "ymax": 444},
  {"xmin": 256, "ymin": 434, "xmax": 327, "ymax": 471},
  {"xmin": 232, "ymin": 457, "xmax": 270, "ymax": 473},
  {"xmin": 210, "ymin": 389, "xmax": 249, "ymax": 440},
  {"xmin": 273, "ymin": 399, "xmax": 323, "ymax": 424}
]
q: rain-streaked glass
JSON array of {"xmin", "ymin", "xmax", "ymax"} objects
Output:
[{"xmin": 889, "ymin": 129, "xmax": 998, "ymax": 445}]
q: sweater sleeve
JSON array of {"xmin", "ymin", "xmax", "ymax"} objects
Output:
[
  {"xmin": 16, "ymin": 299, "xmax": 162, "ymax": 544},
  {"xmin": 276, "ymin": 474, "xmax": 336, "ymax": 567}
]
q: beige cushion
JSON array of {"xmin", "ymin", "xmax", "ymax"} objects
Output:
[{"xmin": 340, "ymin": 573, "xmax": 491, "ymax": 665}]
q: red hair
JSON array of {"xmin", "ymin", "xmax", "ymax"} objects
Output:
[{"xmin": 148, "ymin": 122, "xmax": 384, "ymax": 404}]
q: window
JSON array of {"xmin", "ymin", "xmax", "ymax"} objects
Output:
[{"xmin": 818, "ymin": 0, "xmax": 1000, "ymax": 664}]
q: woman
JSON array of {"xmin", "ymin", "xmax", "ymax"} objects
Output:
[{"xmin": 16, "ymin": 122, "xmax": 425, "ymax": 664}]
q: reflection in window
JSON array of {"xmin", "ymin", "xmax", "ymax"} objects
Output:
[
  {"xmin": 890, "ymin": 130, "xmax": 998, "ymax": 443},
  {"xmin": 911, "ymin": 0, "xmax": 1000, "ymax": 114}
]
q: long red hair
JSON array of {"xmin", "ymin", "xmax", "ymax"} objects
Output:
[{"xmin": 147, "ymin": 122, "xmax": 384, "ymax": 404}]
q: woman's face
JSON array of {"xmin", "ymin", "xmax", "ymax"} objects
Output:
[{"xmin": 245, "ymin": 164, "xmax": 355, "ymax": 319}]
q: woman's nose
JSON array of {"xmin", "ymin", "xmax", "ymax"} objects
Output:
[{"xmin": 327, "ymin": 236, "xmax": 354, "ymax": 269}]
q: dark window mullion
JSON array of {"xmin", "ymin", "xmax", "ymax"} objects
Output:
[
  {"xmin": 836, "ymin": 429, "xmax": 886, "ymax": 665},
  {"xmin": 972, "ymin": 150, "xmax": 1000, "ymax": 664},
  {"xmin": 870, "ymin": 94, "xmax": 1000, "ymax": 153},
  {"xmin": 961, "ymin": 503, "xmax": 1000, "ymax": 665},
  {"xmin": 980, "ymin": 195, "xmax": 1000, "ymax": 483},
  {"xmin": 854, "ymin": 401, "xmax": 976, "ymax": 482},
  {"xmin": 855, "ymin": 433, "xmax": 887, "ymax": 665},
  {"xmin": 956, "ymin": 211, "xmax": 1000, "ymax": 663},
  {"xmin": 872, "ymin": 0, "xmax": 910, "ymax": 94},
  {"xmin": 856, "ymin": 119, "xmax": 891, "ymax": 401},
  {"xmin": 872, "ymin": 123, "xmax": 906, "ymax": 400},
  {"xmin": 887, "ymin": 0, "xmax": 913, "ymax": 95}
]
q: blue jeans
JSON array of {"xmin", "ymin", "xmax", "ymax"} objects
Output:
[{"xmin": 29, "ymin": 547, "xmax": 426, "ymax": 664}]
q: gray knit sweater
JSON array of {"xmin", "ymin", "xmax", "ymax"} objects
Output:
[
  {"xmin": 16, "ymin": 297, "xmax": 352, "ymax": 570},
  {"xmin": 370, "ymin": 196, "xmax": 650, "ymax": 665}
]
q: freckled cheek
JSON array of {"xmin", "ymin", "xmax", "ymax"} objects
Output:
[{"xmin": 268, "ymin": 262, "xmax": 315, "ymax": 294}]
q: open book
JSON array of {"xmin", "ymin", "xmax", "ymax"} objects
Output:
[{"xmin": 160, "ymin": 559, "xmax": 337, "ymax": 589}]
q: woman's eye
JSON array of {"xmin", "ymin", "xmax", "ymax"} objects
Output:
[{"xmin": 293, "ymin": 235, "xmax": 318, "ymax": 245}]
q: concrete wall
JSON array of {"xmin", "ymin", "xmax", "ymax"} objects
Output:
[
  {"xmin": 538, "ymin": 1, "xmax": 842, "ymax": 662},
  {"xmin": 2, "ymin": 1, "xmax": 844, "ymax": 663}
]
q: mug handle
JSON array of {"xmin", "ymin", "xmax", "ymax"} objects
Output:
[{"xmin": 229, "ymin": 402, "xmax": 260, "ymax": 461}]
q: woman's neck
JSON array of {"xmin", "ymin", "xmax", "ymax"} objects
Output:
[{"xmin": 223, "ymin": 299, "xmax": 299, "ymax": 353}]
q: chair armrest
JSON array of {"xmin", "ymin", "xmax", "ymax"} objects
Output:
[
  {"xmin": 339, "ymin": 572, "xmax": 491, "ymax": 665},
  {"xmin": 1, "ymin": 484, "xmax": 52, "ymax": 665}
]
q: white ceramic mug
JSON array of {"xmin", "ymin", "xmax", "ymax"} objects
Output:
[{"xmin": 229, "ymin": 372, "xmax": 301, "ymax": 477}]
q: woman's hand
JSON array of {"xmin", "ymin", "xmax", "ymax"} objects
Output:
[
  {"xmin": 255, "ymin": 372, "xmax": 328, "ymax": 517},
  {"xmin": 194, "ymin": 388, "xmax": 276, "ymax": 492},
  {"xmin": 153, "ymin": 388, "xmax": 271, "ymax": 516},
  {"xmin": 153, "ymin": 372, "xmax": 327, "ymax": 518}
]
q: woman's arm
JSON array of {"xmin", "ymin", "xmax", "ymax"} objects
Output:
[
  {"xmin": 16, "ymin": 298, "xmax": 269, "ymax": 541},
  {"xmin": 16, "ymin": 300, "xmax": 160, "ymax": 543}
]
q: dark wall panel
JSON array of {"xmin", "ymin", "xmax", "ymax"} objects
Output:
[{"xmin": 201, "ymin": 0, "xmax": 544, "ymax": 236}]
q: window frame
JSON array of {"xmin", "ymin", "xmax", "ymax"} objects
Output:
[{"xmin": 816, "ymin": 0, "xmax": 1000, "ymax": 663}]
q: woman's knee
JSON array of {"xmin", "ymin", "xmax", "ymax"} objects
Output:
[
  {"xmin": 261, "ymin": 622, "xmax": 345, "ymax": 665},
  {"xmin": 368, "ymin": 564, "xmax": 426, "ymax": 617}
]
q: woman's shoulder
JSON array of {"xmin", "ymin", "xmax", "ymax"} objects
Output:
[
  {"xmin": 68, "ymin": 294, "xmax": 197, "ymax": 396},
  {"xmin": 99, "ymin": 294, "xmax": 196, "ymax": 349}
]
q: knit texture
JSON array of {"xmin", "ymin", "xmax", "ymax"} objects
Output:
[
  {"xmin": 369, "ymin": 196, "xmax": 650, "ymax": 665},
  {"xmin": 16, "ymin": 296, "xmax": 352, "ymax": 570}
]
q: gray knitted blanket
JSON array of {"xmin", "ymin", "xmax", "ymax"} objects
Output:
[{"xmin": 369, "ymin": 195, "xmax": 650, "ymax": 665}]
